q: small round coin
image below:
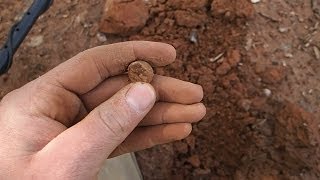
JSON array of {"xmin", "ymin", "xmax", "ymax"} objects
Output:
[{"xmin": 128, "ymin": 61, "xmax": 154, "ymax": 83}]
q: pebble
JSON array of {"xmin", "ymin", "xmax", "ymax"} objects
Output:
[
  {"xmin": 96, "ymin": 32, "xmax": 107, "ymax": 42},
  {"xmin": 251, "ymin": 0, "xmax": 261, "ymax": 3},
  {"xmin": 189, "ymin": 30, "xmax": 198, "ymax": 44},
  {"xmin": 263, "ymin": 88, "xmax": 272, "ymax": 97},
  {"xmin": 27, "ymin": 35, "xmax": 44, "ymax": 47},
  {"xmin": 284, "ymin": 53, "xmax": 293, "ymax": 58},
  {"xmin": 278, "ymin": 27, "xmax": 289, "ymax": 33},
  {"xmin": 313, "ymin": 46, "xmax": 320, "ymax": 60}
]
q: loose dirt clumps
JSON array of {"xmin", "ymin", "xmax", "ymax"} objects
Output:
[
  {"xmin": 128, "ymin": 61, "xmax": 154, "ymax": 83},
  {"xmin": 100, "ymin": 0, "xmax": 150, "ymax": 35}
]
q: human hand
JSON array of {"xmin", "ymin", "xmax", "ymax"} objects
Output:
[{"xmin": 0, "ymin": 41, "xmax": 205, "ymax": 179}]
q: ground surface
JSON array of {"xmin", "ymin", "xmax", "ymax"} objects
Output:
[{"xmin": 1, "ymin": 0, "xmax": 320, "ymax": 179}]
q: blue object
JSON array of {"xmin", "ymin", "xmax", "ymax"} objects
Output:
[{"xmin": 0, "ymin": 0, "xmax": 53, "ymax": 75}]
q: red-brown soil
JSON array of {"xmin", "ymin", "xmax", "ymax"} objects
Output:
[{"xmin": 1, "ymin": 0, "xmax": 320, "ymax": 179}]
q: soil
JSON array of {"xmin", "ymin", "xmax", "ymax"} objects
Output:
[
  {"xmin": 128, "ymin": 61, "xmax": 154, "ymax": 83},
  {"xmin": 1, "ymin": 0, "xmax": 320, "ymax": 179}
]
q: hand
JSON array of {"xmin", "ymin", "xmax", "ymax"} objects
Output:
[{"xmin": 0, "ymin": 41, "xmax": 205, "ymax": 179}]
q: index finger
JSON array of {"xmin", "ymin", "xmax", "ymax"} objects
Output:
[{"xmin": 44, "ymin": 41, "xmax": 176, "ymax": 94}]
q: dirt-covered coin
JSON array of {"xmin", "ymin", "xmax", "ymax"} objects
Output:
[{"xmin": 128, "ymin": 61, "xmax": 154, "ymax": 83}]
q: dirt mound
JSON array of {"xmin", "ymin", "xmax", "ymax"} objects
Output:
[{"xmin": 122, "ymin": 0, "xmax": 320, "ymax": 179}]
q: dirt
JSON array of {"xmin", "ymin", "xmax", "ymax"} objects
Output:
[
  {"xmin": 128, "ymin": 61, "xmax": 154, "ymax": 83},
  {"xmin": 100, "ymin": 0, "xmax": 149, "ymax": 35},
  {"xmin": 1, "ymin": 0, "xmax": 320, "ymax": 179}
]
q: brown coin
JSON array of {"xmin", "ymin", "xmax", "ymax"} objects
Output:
[{"xmin": 128, "ymin": 61, "xmax": 154, "ymax": 83}]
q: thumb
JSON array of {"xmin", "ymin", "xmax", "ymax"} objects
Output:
[{"xmin": 35, "ymin": 83, "xmax": 156, "ymax": 178}]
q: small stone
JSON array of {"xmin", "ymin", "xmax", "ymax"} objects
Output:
[
  {"xmin": 284, "ymin": 53, "xmax": 293, "ymax": 58},
  {"xmin": 278, "ymin": 27, "xmax": 289, "ymax": 33},
  {"xmin": 96, "ymin": 33, "xmax": 107, "ymax": 42},
  {"xmin": 251, "ymin": 0, "xmax": 261, "ymax": 3},
  {"xmin": 128, "ymin": 61, "xmax": 154, "ymax": 83},
  {"xmin": 313, "ymin": 46, "xmax": 320, "ymax": 60},
  {"xmin": 27, "ymin": 35, "xmax": 44, "ymax": 47},
  {"xmin": 263, "ymin": 88, "xmax": 272, "ymax": 97},
  {"xmin": 189, "ymin": 30, "xmax": 198, "ymax": 43}
]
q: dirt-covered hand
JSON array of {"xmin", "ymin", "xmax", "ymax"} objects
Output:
[{"xmin": 0, "ymin": 41, "xmax": 205, "ymax": 179}]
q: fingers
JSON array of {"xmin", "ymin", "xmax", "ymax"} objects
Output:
[
  {"xmin": 44, "ymin": 41, "xmax": 176, "ymax": 94},
  {"xmin": 140, "ymin": 103, "xmax": 206, "ymax": 126},
  {"xmin": 81, "ymin": 75, "xmax": 203, "ymax": 111},
  {"xmin": 36, "ymin": 83, "xmax": 156, "ymax": 178},
  {"xmin": 109, "ymin": 123, "xmax": 192, "ymax": 158}
]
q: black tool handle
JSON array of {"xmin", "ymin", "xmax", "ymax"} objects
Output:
[{"xmin": 0, "ymin": 0, "xmax": 53, "ymax": 75}]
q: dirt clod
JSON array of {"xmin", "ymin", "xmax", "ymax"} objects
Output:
[
  {"xmin": 128, "ymin": 61, "xmax": 154, "ymax": 83},
  {"xmin": 100, "ymin": 0, "xmax": 149, "ymax": 35}
]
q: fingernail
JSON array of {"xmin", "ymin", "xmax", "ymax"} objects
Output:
[{"xmin": 126, "ymin": 83, "xmax": 156, "ymax": 112}]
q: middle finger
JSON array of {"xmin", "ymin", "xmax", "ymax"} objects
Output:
[{"xmin": 81, "ymin": 75, "xmax": 203, "ymax": 111}]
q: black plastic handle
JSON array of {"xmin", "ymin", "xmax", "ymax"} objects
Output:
[{"xmin": 0, "ymin": 0, "xmax": 53, "ymax": 75}]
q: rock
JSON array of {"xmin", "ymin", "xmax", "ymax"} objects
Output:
[
  {"xmin": 189, "ymin": 30, "xmax": 198, "ymax": 43},
  {"xmin": 313, "ymin": 46, "xmax": 320, "ymax": 60},
  {"xmin": 100, "ymin": 0, "xmax": 149, "ymax": 35},
  {"xmin": 175, "ymin": 10, "xmax": 207, "ymax": 27},
  {"xmin": 27, "ymin": 35, "xmax": 44, "ymax": 47},
  {"xmin": 187, "ymin": 155, "xmax": 201, "ymax": 167},
  {"xmin": 96, "ymin": 32, "xmax": 107, "ymax": 42},
  {"xmin": 263, "ymin": 88, "xmax": 272, "ymax": 97},
  {"xmin": 251, "ymin": 0, "xmax": 261, "ymax": 3}
]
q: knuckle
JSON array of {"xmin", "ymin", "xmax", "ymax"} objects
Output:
[
  {"xmin": 77, "ymin": 50, "xmax": 109, "ymax": 80},
  {"xmin": 76, "ymin": 50, "xmax": 91, "ymax": 63},
  {"xmin": 96, "ymin": 108, "xmax": 128, "ymax": 137}
]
